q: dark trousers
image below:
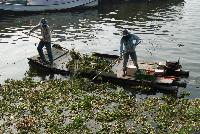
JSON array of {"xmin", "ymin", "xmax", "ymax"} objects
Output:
[
  {"xmin": 37, "ymin": 40, "xmax": 53, "ymax": 63},
  {"xmin": 123, "ymin": 51, "xmax": 138, "ymax": 71}
]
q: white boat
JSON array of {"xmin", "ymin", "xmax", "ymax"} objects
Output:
[{"xmin": 0, "ymin": 0, "xmax": 98, "ymax": 12}]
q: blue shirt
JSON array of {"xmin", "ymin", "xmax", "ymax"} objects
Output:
[{"xmin": 120, "ymin": 33, "xmax": 140, "ymax": 57}]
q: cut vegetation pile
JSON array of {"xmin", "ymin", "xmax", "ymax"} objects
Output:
[{"xmin": 66, "ymin": 49, "xmax": 113, "ymax": 73}]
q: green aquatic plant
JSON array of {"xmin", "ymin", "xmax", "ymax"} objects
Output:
[
  {"xmin": 69, "ymin": 48, "xmax": 81, "ymax": 60},
  {"xmin": 68, "ymin": 95, "xmax": 93, "ymax": 111},
  {"xmin": 66, "ymin": 50, "xmax": 113, "ymax": 73},
  {"xmin": 0, "ymin": 77, "xmax": 199, "ymax": 133},
  {"xmin": 63, "ymin": 115, "xmax": 88, "ymax": 131}
]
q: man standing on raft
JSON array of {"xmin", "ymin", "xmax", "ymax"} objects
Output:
[{"xmin": 120, "ymin": 29, "xmax": 141, "ymax": 76}]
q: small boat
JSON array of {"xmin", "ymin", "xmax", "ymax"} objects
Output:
[
  {"xmin": 28, "ymin": 45, "xmax": 189, "ymax": 92},
  {"xmin": 0, "ymin": 0, "xmax": 98, "ymax": 12}
]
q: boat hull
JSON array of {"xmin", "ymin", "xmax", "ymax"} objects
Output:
[{"xmin": 0, "ymin": 0, "xmax": 98, "ymax": 12}]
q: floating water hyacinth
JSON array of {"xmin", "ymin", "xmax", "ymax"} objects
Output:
[{"xmin": 0, "ymin": 77, "xmax": 199, "ymax": 133}]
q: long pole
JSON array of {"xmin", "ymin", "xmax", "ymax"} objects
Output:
[
  {"xmin": 92, "ymin": 41, "xmax": 141, "ymax": 80},
  {"xmin": 92, "ymin": 56, "xmax": 121, "ymax": 80}
]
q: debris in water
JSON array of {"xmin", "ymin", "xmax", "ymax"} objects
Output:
[{"xmin": 178, "ymin": 44, "xmax": 184, "ymax": 47}]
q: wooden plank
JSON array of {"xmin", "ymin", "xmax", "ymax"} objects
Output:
[{"xmin": 112, "ymin": 59, "xmax": 157, "ymax": 78}]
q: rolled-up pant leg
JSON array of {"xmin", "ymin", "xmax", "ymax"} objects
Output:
[
  {"xmin": 45, "ymin": 42, "xmax": 53, "ymax": 63},
  {"xmin": 130, "ymin": 51, "xmax": 138, "ymax": 69},
  {"xmin": 37, "ymin": 41, "xmax": 45, "ymax": 61},
  {"xmin": 123, "ymin": 52, "xmax": 129, "ymax": 71}
]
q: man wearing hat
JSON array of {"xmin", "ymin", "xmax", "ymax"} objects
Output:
[
  {"xmin": 120, "ymin": 29, "xmax": 140, "ymax": 76},
  {"xmin": 29, "ymin": 18, "xmax": 53, "ymax": 65}
]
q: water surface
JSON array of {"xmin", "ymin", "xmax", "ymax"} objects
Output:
[{"xmin": 0, "ymin": 0, "xmax": 200, "ymax": 98}]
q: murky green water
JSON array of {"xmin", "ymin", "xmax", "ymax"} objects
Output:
[{"xmin": 0, "ymin": 0, "xmax": 200, "ymax": 98}]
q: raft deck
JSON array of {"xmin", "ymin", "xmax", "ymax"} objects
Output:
[{"xmin": 28, "ymin": 45, "xmax": 70, "ymax": 75}]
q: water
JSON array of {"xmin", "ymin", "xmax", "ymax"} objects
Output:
[{"xmin": 0, "ymin": 0, "xmax": 200, "ymax": 98}]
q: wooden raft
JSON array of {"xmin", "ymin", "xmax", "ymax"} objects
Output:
[{"xmin": 28, "ymin": 47, "xmax": 189, "ymax": 92}]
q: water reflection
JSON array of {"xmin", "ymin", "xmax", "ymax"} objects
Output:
[
  {"xmin": 99, "ymin": 0, "xmax": 185, "ymax": 36},
  {"xmin": 25, "ymin": 63, "xmax": 70, "ymax": 82}
]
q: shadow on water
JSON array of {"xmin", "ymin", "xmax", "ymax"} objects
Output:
[
  {"xmin": 26, "ymin": 65, "xmax": 56, "ymax": 81},
  {"xmin": 25, "ymin": 62, "xmax": 70, "ymax": 82}
]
